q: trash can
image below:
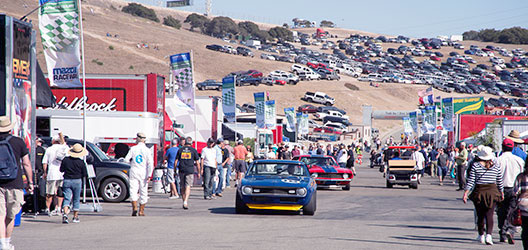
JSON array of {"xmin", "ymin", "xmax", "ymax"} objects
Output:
[{"xmin": 152, "ymin": 168, "xmax": 164, "ymax": 193}]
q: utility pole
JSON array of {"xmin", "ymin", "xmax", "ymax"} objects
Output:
[{"xmin": 205, "ymin": 0, "xmax": 211, "ymax": 16}]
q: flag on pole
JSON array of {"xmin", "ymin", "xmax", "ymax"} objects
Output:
[
  {"xmin": 222, "ymin": 76, "xmax": 236, "ymax": 123},
  {"xmin": 301, "ymin": 113, "xmax": 309, "ymax": 135},
  {"xmin": 403, "ymin": 117, "xmax": 413, "ymax": 136},
  {"xmin": 296, "ymin": 112, "xmax": 303, "ymax": 136},
  {"xmin": 419, "ymin": 95, "xmax": 434, "ymax": 105},
  {"xmin": 170, "ymin": 52, "xmax": 195, "ymax": 109},
  {"xmin": 418, "ymin": 87, "xmax": 433, "ymax": 97},
  {"xmin": 442, "ymin": 98, "xmax": 454, "ymax": 131},
  {"xmin": 39, "ymin": 0, "xmax": 81, "ymax": 88},
  {"xmin": 254, "ymin": 92, "xmax": 265, "ymax": 128},
  {"xmin": 284, "ymin": 107, "xmax": 296, "ymax": 132}
]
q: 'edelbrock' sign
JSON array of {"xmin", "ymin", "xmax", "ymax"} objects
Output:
[{"xmin": 56, "ymin": 96, "xmax": 117, "ymax": 111}]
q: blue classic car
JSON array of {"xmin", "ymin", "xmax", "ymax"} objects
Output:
[{"xmin": 235, "ymin": 160, "xmax": 317, "ymax": 215}]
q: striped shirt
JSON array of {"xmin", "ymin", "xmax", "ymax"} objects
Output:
[{"xmin": 465, "ymin": 161, "xmax": 504, "ymax": 192}]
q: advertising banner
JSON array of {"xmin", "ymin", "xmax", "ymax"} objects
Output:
[
  {"xmin": 170, "ymin": 52, "xmax": 195, "ymax": 109},
  {"xmin": 442, "ymin": 98, "xmax": 454, "ymax": 131},
  {"xmin": 39, "ymin": 0, "xmax": 81, "ymax": 88},
  {"xmin": 284, "ymin": 107, "xmax": 296, "ymax": 132},
  {"xmin": 453, "ymin": 97, "xmax": 484, "ymax": 115},
  {"xmin": 264, "ymin": 100, "xmax": 276, "ymax": 129},
  {"xmin": 221, "ymin": 76, "xmax": 236, "ymax": 123},
  {"xmin": 296, "ymin": 112, "xmax": 303, "ymax": 135},
  {"xmin": 423, "ymin": 106, "xmax": 436, "ymax": 133},
  {"xmin": 254, "ymin": 92, "xmax": 265, "ymax": 128},
  {"xmin": 403, "ymin": 117, "xmax": 413, "ymax": 135},
  {"xmin": 301, "ymin": 113, "xmax": 309, "ymax": 135},
  {"xmin": 409, "ymin": 111, "xmax": 418, "ymax": 134}
]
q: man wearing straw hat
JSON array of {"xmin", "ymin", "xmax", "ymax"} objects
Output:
[
  {"xmin": 505, "ymin": 130, "xmax": 527, "ymax": 161},
  {"xmin": 0, "ymin": 116, "xmax": 33, "ymax": 250},
  {"xmin": 125, "ymin": 133, "xmax": 154, "ymax": 216}
]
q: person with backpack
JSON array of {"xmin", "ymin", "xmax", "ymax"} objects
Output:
[{"xmin": 0, "ymin": 116, "xmax": 33, "ymax": 250}]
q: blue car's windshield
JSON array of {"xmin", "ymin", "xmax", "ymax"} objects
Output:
[{"xmin": 248, "ymin": 163, "xmax": 308, "ymax": 177}]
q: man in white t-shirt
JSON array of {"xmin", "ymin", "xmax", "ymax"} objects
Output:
[
  {"xmin": 266, "ymin": 145, "xmax": 277, "ymax": 159},
  {"xmin": 336, "ymin": 144, "xmax": 348, "ymax": 168},
  {"xmin": 412, "ymin": 146, "xmax": 425, "ymax": 184},
  {"xmin": 42, "ymin": 135, "xmax": 69, "ymax": 215},
  {"xmin": 200, "ymin": 138, "xmax": 217, "ymax": 200}
]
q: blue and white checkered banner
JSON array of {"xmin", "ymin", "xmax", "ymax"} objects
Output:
[
  {"xmin": 284, "ymin": 107, "xmax": 296, "ymax": 132},
  {"xmin": 170, "ymin": 52, "xmax": 195, "ymax": 109},
  {"xmin": 254, "ymin": 92, "xmax": 265, "ymax": 128},
  {"xmin": 222, "ymin": 76, "xmax": 236, "ymax": 123},
  {"xmin": 264, "ymin": 100, "xmax": 276, "ymax": 129}
]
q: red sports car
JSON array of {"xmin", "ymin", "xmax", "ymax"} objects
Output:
[
  {"xmin": 298, "ymin": 104, "xmax": 318, "ymax": 113},
  {"xmin": 293, "ymin": 155, "xmax": 353, "ymax": 190},
  {"xmin": 313, "ymin": 126, "xmax": 342, "ymax": 134}
]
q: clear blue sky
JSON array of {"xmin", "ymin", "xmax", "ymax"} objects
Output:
[{"xmin": 136, "ymin": 0, "xmax": 528, "ymax": 37}]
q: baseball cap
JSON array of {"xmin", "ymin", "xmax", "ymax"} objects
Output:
[
  {"xmin": 503, "ymin": 138, "xmax": 514, "ymax": 148},
  {"xmin": 216, "ymin": 138, "xmax": 224, "ymax": 144},
  {"xmin": 136, "ymin": 132, "xmax": 146, "ymax": 139}
]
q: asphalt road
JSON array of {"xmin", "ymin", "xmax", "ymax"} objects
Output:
[{"xmin": 15, "ymin": 161, "xmax": 520, "ymax": 250}]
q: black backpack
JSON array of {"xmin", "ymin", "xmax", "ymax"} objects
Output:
[{"xmin": 0, "ymin": 136, "xmax": 18, "ymax": 180}]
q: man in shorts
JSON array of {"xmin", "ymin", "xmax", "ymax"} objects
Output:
[
  {"xmin": 42, "ymin": 135, "xmax": 69, "ymax": 215},
  {"xmin": 0, "ymin": 116, "xmax": 33, "ymax": 250},
  {"xmin": 175, "ymin": 137, "xmax": 200, "ymax": 209},
  {"xmin": 164, "ymin": 138, "xmax": 180, "ymax": 199},
  {"xmin": 437, "ymin": 148, "xmax": 450, "ymax": 186},
  {"xmin": 233, "ymin": 140, "xmax": 248, "ymax": 187}
]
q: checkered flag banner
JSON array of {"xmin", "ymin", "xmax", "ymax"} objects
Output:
[
  {"xmin": 39, "ymin": 0, "xmax": 81, "ymax": 88},
  {"xmin": 265, "ymin": 100, "xmax": 276, "ymax": 129},
  {"xmin": 254, "ymin": 92, "xmax": 265, "ymax": 128},
  {"xmin": 222, "ymin": 77, "xmax": 236, "ymax": 122},
  {"xmin": 170, "ymin": 52, "xmax": 195, "ymax": 109}
]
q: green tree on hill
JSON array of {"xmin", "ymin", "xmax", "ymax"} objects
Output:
[
  {"xmin": 320, "ymin": 20, "xmax": 335, "ymax": 28},
  {"xmin": 122, "ymin": 3, "xmax": 159, "ymax": 23},
  {"xmin": 463, "ymin": 26, "xmax": 528, "ymax": 44},
  {"xmin": 163, "ymin": 16, "xmax": 181, "ymax": 29},
  {"xmin": 206, "ymin": 16, "xmax": 239, "ymax": 37},
  {"xmin": 184, "ymin": 13, "xmax": 209, "ymax": 32},
  {"xmin": 238, "ymin": 21, "xmax": 260, "ymax": 36},
  {"xmin": 268, "ymin": 26, "xmax": 293, "ymax": 41}
]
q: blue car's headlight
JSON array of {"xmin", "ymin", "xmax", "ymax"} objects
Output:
[
  {"xmin": 296, "ymin": 188, "xmax": 307, "ymax": 196},
  {"xmin": 242, "ymin": 186, "xmax": 253, "ymax": 195}
]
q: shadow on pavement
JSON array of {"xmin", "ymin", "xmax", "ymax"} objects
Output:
[
  {"xmin": 422, "ymin": 206, "xmax": 473, "ymax": 211},
  {"xmin": 391, "ymin": 235, "xmax": 475, "ymax": 244},
  {"xmin": 209, "ymin": 207, "xmax": 301, "ymax": 216},
  {"xmin": 329, "ymin": 237, "xmax": 441, "ymax": 248},
  {"xmin": 369, "ymin": 224, "xmax": 473, "ymax": 232}
]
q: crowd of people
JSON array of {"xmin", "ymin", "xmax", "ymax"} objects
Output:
[{"xmin": 380, "ymin": 130, "xmax": 528, "ymax": 247}]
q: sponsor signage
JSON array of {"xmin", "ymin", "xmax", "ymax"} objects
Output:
[{"xmin": 453, "ymin": 97, "xmax": 484, "ymax": 115}]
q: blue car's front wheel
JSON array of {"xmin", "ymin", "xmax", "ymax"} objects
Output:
[
  {"xmin": 303, "ymin": 192, "xmax": 316, "ymax": 216},
  {"xmin": 235, "ymin": 191, "xmax": 249, "ymax": 214}
]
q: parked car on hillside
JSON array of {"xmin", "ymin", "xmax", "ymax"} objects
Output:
[
  {"xmin": 236, "ymin": 47, "xmax": 254, "ymax": 57},
  {"xmin": 206, "ymin": 44, "xmax": 226, "ymax": 52},
  {"xmin": 197, "ymin": 79, "xmax": 221, "ymax": 91},
  {"xmin": 298, "ymin": 104, "xmax": 319, "ymax": 113},
  {"xmin": 302, "ymin": 92, "xmax": 334, "ymax": 106}
]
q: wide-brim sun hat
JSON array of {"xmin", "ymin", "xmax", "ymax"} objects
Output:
[
  {"xmin": 0, "ymin": 116, "xmax": 14, "ymax": 133},
  {"xmin": 69, "ymin": 143, "xmax": 88, "ymax": 158},
  {"xmin": 476, "ymin": 146, "xmax": 494, "ymax": 161},
  {"xmin": 505, "ymin": 130, "xmax": 524, "ymax": 144}
]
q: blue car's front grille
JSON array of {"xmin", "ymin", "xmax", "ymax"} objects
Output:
[{"xmin": 257, "ymin": 188, "xmax": 292, "ymax": 195}]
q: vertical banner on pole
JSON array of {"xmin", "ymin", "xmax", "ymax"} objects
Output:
[
  {"xmin": 221, "ymin": 76, "xmax": 236, "ymax": 123},
  {"xmin": 442, "ymin": 98, "xmax": 454, "ymax": 132},
  {"xmin": 284, "ymin": 107, "xmax": 296, "ymax": 132},
  {"xmin": 409, "ymin": 111, "xmax": 418, "ymax": 134},
  {"xmin": 296, "ymin": 112, "xmax": 303, "ymax": 136},
  {"xmin": 254, "ymin": 92, "xmax": 265, "ymax": 129},
  {"xmin": 301, "ymin": 113, "xmax": 309, "ymax": 135},
  {"xmin": 170, "ymin": 52, "xmax": 195, "ymax": 109},
  {"xmin": 423, "ymin": 106, "xmax": 436, "ymax": 133},
  {"xmin": 264, "ymin": 100, "xmax": 276, "ymax": 129},
  {"xmin": 403, "ymin": 117, "xmax": 413, "ymax": 136},
  {"xmin": 38, "ymin": 0, "xmax": 82, "ymax": 88}
]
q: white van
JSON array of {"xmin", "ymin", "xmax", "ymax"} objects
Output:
[{"xmin": 291, "ymin": 64, "xmax": 312, "ymax": 74}]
